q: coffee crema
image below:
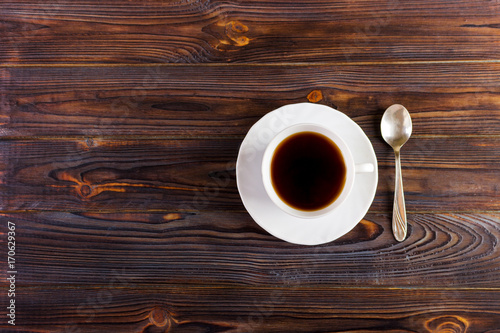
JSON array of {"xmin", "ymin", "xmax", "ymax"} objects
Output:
[{"xmin": 270, "ymin": 131, "xmax": 346, "ymax": 211}]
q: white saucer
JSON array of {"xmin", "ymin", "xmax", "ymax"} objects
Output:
[{"xmin": 236, "ymin": 103, "xmax": 378, "ymax": 245}]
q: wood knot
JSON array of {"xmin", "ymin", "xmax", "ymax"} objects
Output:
[
  {"xmin": 225, "ymin": 21, "xmax": 249, "ymax": 46},
  {"xmin": 78, "ymin": 137, "xmax": 97, "ymax": 151},
  {"xmin": 226, "ymin": 20, "xmax": 249, "ymax": 34},
  {"xmin": 307, "ymin": 90, "xmax": 323, "ymax": 103},
  {"xmin": 79, "ymin": 185, "xmax": 92, "ymax": 197},
  {"xmin": 149, "ymin": 307, "xmax": 171, "ymax": 329},
  {"xmin": 425, "ymin": 315, "xmax": 469, "ymax": 333},
  {"xmin": 86, "ymin": 137, "xmax": 94, "ymax": 148}
]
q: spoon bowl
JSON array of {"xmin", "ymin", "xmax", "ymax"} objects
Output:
[
  {"xmin": 381, "ymin": 104, "xmax": 412, "ymax": 242},
  {"xmin": 381, "ymin": 104, "xmax": 412, "ymax": 150}
]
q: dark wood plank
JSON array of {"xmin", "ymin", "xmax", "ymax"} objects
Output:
[
  {"xmin": 0, "ymin": 138, "xmax": 240, "ymax": 212},
  {"xmin": 0, "ymin": 137, "xmax": 498, "ymax": 212},
  {"xmin": 1, "ymin": 64, "xmax": 500, "ymax": 137},
  {"xmin": 1, "ymin": 0, "xmax": 500, "ymax": 64},
  {"xmin": 3, "ymin": 285, "xmax": 500, "ymax": 332},
  {"xmin": 2, "ymin": 212, "xmax": 499, "ymax": 287}
]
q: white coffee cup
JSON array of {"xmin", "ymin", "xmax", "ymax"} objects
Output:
[{"xmin": 261, "ymin": 123, "xmax": 374, "ymax": 218}]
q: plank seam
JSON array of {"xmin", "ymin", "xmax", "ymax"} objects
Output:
[{"xmin": 2, "ymin": 59, "xmax": 500, "ymax": 68}]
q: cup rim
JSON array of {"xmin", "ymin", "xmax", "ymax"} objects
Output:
[{"xmin": 261, "ymin": 123, "xmax": 355, "ymax": 218}]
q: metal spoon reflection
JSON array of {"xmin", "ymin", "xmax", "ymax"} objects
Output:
[{"xmin": 381, "ymin": 104, "xmax": 412, "ymax": 242}]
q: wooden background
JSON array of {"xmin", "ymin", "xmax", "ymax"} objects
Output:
[{"xmin": 1, "ymin": 0, "xmax": 500, "ymax": 332}]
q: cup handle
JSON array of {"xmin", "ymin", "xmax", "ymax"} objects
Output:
[{"xmin": 355, "ymin": 163, "xmax": 375, "ymax": 173}]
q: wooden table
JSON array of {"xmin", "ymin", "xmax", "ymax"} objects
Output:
[{"xmin": 1, "ymin": 1, "xmax": 500, "ymax": 332}]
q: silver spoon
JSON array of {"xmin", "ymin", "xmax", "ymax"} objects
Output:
[{"xmin": 381, "ymin": 104, "xmax": 412, "ymax": 242}]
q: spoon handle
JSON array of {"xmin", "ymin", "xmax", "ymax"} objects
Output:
[{"xmin": 393, "ymin": 150, "xmax": 407, "ymax": 242}]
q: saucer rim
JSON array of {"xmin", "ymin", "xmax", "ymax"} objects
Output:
[{"xmin": 236, "ymin": 102, "xmax": 378, "ymax": 245}]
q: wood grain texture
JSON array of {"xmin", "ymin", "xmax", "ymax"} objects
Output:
[
  {"xmin": 1, "ymin": 212, "xmax": 499, "ymax": 287},
  {"xmin": 5, "ymin": 285, "xmax": 500, "ymax": 332},
  {"xmin": 1, "ymin": 63, "xmax": 500, "ymax": 137},
  {"xmin": 1, "ymin": 0, "xmax": 500, "ymax": 331},
  {"xmin": 0, "ymin": 137, "xmax": 498, "ymax": 212},
  {"xmin": 1, "ymin": 0, "xmax": 500, "ymax": 64}
]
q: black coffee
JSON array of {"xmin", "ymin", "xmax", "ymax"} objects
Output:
[{"xmin": 271, "ymin": 131, "xmax": 346, "ymax": 211}]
